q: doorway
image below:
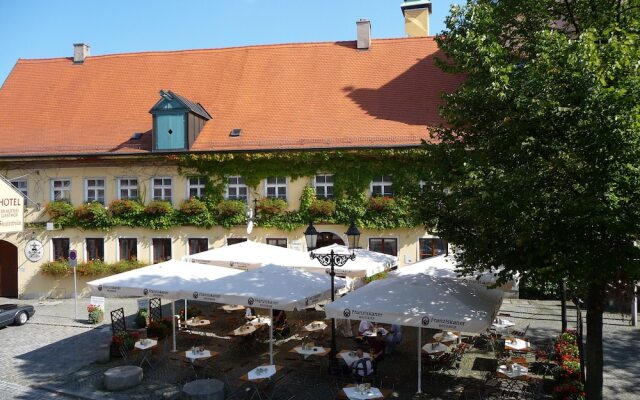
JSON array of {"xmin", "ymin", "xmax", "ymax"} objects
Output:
[
  {"xmin": 316, "ymin": 232, "xmax": 345, "ymax": 249},
  {"xmin": 0, "ymin": 240, "xmax": 18, "ymax": 298}
]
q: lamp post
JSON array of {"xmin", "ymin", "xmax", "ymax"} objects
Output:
[{"xmin": 305, "ymin": 220, "xmax": 360, "ymax": 356}]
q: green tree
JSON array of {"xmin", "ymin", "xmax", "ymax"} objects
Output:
[{"xmin": 425, "ymin": 1, "xmax": 640, "ymax": 398}]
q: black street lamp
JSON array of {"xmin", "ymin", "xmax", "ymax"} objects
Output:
[{"xmin": 305, "ymin": 220, "xmax": 360, "ymax": 356}]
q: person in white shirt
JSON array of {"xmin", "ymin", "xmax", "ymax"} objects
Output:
[
  {"xmin": 244, "ymin": 307, "xmax": 255, "ymax": 320},
  {"xmin": 358, "ymin": 320, "xmax": 374, "ymax": 336},
  {"xmin": 351, "ymin": 348, "xmax": 374, "ymax": 382}
]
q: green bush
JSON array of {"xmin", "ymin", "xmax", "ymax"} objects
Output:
[
  {"xmin": 215, "ymin": 199, "xmax": 247, "ymax": 228},
  {"xmin": 45, "ymin": 201, "xmax": 75, "ymax": 226},
  {"xmin": 143, "ymin": 201, "xmax": 176, "ymax": 230},
  {"xmin": 39, "ymin": 260, "xmax": 71, "ymax": 276},
  {"xmin": 144, "ymin": 200, "xmax": 173, "ymax": 215},
  {"xmin": 110, "ymin": 259, "xmax": 145, "ymax": 274},
  {"xmin": 135, "ymin": 309, "xmax": 148, "ymax": 328},
  {"xmin": 147, "ymin": 318, "xmax": 172, "ymax": 340},
  {"xmin": 256, "ymin": 198, "xmax": 287, "ymax": 217},
  {"xmin": 76, "ymin": 259, "xmax": 109, "ymax": 276},
  {"xmin": 308, "ymin": 199, "xmax": 336, "ymax": 221},
  {"xmin": 109, "ymin": 199, "xmax": 144, "ymax": 225},
  {"xmin": 75, "ymin": 202, "xmax": 111, "ymax": 230},
  {"xmin": 178, "ymin": 198, "xmax": 212, "ymax": 227}
]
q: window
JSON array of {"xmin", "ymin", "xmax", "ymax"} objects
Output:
[
  {"xmin": 370, "ymin": 176, "xmax": 393, "ymax": 197},
  {"xmin": 52, "ymin": 238, "xmax": 70, "ymax": 260},
  {"xmin": 226, "ymin": 176, "xmax": 248, "ymax": 202},
  {"xmin": 152, "ymin": 177, "xmax": 172, "ymax": 203},
  {"xmin": 266, "ymin": 238, "xmax": 287, "ymax": 248},
  {"xmin": 85, "ymin": 178, "xmax": 105, "ymax": 204},
  {"xmin": 51, "ymin": 179, "xmax": 71, "ymax": 201},
  {"xmin": 369, "ymin": 238, "xmax": 398, "ymax": 256},
  {"xmin": 265, "ymin": 176, "xmax": 287, "ymax": 200},
  {"xmin": 119, "ymin": 238, "xmax": 137, "ymax": 261},
  {"xmin": 118, "ymin": 178, "xmax": 139, "ymax": 200},
  {"xmin": 188, "ymin": 238, "xmax": 208, "ymax": 255},
  {"xmin": 86, "ymin": 238, "xmax": 105, "ymax": 261},
  {"xmin": 10, "ymin": 179, "xmax": 27, "ymax": 198},
  {"xmin": 314, "ymin": 174, "xmax": 334, "ymax": 199},
  {"xmin": 227, "ymin": 238, "xmax": 247, "ymax": 246},
  {"xmin": 188, "ymin": 177, "xmax": 206, "ymax": 199},
  {"xmin": 153, "ymin": 238, "xmax": 172, "ymax": 262},
  {"xmin": 419, "ymin": 238, "xmax": 448, "ymax": 259}
]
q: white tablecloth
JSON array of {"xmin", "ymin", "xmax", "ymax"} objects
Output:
[
  {"xmin": 248, "ymin": 365, "xmax": 276, "ymax": 380},
  {"xmin": 293, "ymin": 346, "xmax": 327, "ymax": 356},
  {"xmin": 422, "ymin": 342, "xmax": 449, "ymax": 354},
  {"xmin": 185, "ymin": 350, "xmax": 211, "ymax": 361},
  {"xmin": 498, "ymin": 363, "xmax": 528, "ymax": 379},
  {"xmin": 362, "ymin": 328, "xmax": 388, "ymax": 337},
  {"xmin": 343, "ymin": 386, "xmax": 384, "ymax": 399},
  {"xmin": 134, "ymin": 339, "xmax": 157, "ymax": 350},
  {"xmin": 504, "ymin": 338, "xmax": 530, "ymax": 351},
  {"xmin": 248, "ymin": 317, "xmax": 271, "ymax": 326},
  {"xmin": 339, "ymin": 351, "xmax": 371, "ymax": 366}
]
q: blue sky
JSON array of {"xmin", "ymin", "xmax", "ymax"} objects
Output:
[{"xmin": 0, "ymin": 0, "xmax": 457, "ymax": 86}]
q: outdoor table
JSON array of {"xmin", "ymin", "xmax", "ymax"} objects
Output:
[
  {"xmin": 231, "ymin": 324, "xmax": 258, "ymax": 336},
  {"xmin": 337, "ymin": 384, "xmax": 391, "ymax": 400},
  {"xmin": 290, "ymin": 346, "xmax": 330, "ymax": 359},
  {"xmin": 221, "ymin": 304, "xmax": 245, "ymax": 313},
  {"xmin": 362, "ymin": 327, "xmax": 388, "ymax": 337},
  {"xmin": 186, "ymin": 318, "xmax": 211, "ymax": 328},
  {"xmin": 504, "ymin": 338, "xmax": 531, "ymax": 352},
  {"xmin": 433, "ymin": 331, "xmax": 459, "ymax": 344},
  {"xmin": 338, "ymin": 350, "xmax": 371, "ymax": 367},
  {"xmin": 303, "ymin": 321, "xmax": 328, "ymax": 332},
  {"xmin": 497, "ymin": 363, "xmax": 528, "ymax": 379},
  {"xmin": 134, "ymin": 338, "xmax": 157, "ymax": 368},
  {"xmin": 240, "ymin": 364, "xmax": 283, "ymax": 399},
  {"xmin": 492, "ymin": 318, "xmax": 516, "ymax": 334},
  {"xmin": 185, "ymin": 349, "xmax": 217, "ymax": 378},
  {"xmin": 421, "ymin": 342, "xmax": 449, "ymax": 355},
  {"xmin": 247, "ymin": 316, "xmax": 271, "ymax": 326}
]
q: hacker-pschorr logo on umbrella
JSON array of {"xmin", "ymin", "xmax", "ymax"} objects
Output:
[
  {"xmin": 248, "ymin": 297, "xmax": 255, "ymax": 305},
  {"xmin": 192, "ymin": 292, "xmax": 199, "ymax": 299},
  {"xmin": 98, "ymin": 285, "xmax": 103, "ymax": 291},
  {"xmin": 143, "ymin": 289, "xmax": 148, "ymax": 295},
  {"xmin": 343, "ymin": 309, "xmax": 351, "ymax": 318},
  {"xmin": 422, "ymin": 316, "xmax": 430, "ymax": 326}
]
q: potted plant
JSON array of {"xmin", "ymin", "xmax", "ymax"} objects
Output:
[
  {"xmin": 135, "ymin": 308, "xmax": 149, "ymax": 328},
  {"xmin": 147, "ymin": 318, "xmax": 172, "ymax": 340},
  {"xmin": 87, "ymin": 304, "xmax": 104, "ymax": 324},
  {"xmin": 110, "ymin": 330, "xmax": 140, "ymax": 358}
]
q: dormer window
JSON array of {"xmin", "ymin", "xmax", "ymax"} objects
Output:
[{"xmin": 149, "ymin": 90, "xmax": 211, "ymax": 151}]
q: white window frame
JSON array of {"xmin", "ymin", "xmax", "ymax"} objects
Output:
[
  {"xmin": 314, "ymin": 174, "xmax": 334, "ymax": 199},
  {"xmin": 50, "ymin": 178, "xmax": 72, "ymax": 202},
  {"xmin": 152, "ymin": 177, "xmax": 173, "ymax": 203},
  {"xmin": 85, "ymin": 178, "xmax": 106, "ymax": 204},
  {"xmin": 225, "ymin": 176, "xmax": 249, "ymax": 203},
  {"xmin": 264, "ymin": 176, "xmax": 287, "ymax": 200},
  {"xmin": 187, "ymin": 177, "xmax": 206, "ymax": 199},
  {"xmin": 370, "ymin": 176, "xmax": 393, "ymax": 197},
  {"xmin": 10, "ymin": 179, "xmax": 28, "ymax": 198},
  {"xmin": 117, "ymin": 178, "xmax": 139, "ymax": 200}
]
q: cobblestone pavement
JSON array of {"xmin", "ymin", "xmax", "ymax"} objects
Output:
[{"xmin": 0, "ymin": 297, "xmax": 638, "ymax": 399}]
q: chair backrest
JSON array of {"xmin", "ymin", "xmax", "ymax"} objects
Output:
[
  {"xmin": 353, "ymin": 357, "xmax": 374, "ymax": 376},
  {"xmin": 110, "ymin": 307, "xmax": 126, "ymax": 335},
  {"xmin": 149, "ymin": 297, "xmax": 162, "ymax": 322}
]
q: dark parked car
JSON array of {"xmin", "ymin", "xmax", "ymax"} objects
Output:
[{"xmin": 0, "ymin": 303, "xmax": 35, "ymax": 327}]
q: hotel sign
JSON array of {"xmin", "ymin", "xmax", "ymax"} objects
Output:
[{"xmin": 0, "ymin": 177, "xmax": 24, "ymax": 233}]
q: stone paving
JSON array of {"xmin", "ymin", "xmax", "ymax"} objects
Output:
[{"xmin": 0, "ymin": 297, "xmax": 637, "ymax": 399}]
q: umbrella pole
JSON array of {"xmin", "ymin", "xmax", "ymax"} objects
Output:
[
  {"xmin": 417, "ymin": 326, "xmax": 422, "ymax": 394},
  {"xmin": 171, "ymin": 300, "xmax": 177, "ymax": 352},
  {"xmin": 269, "ymin": 308, "xmax": 274, "ymax": 365},
  {"xmin": 184, "ymin": 299, "xmax": 188, "ymax": 320}
]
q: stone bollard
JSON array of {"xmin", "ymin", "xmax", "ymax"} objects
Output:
[
  {"xmin": 103, "ymin": 365, "xmax": 143, "ymax": 391},
  {"xmin": 181, "ymin": 379, "xmax": 224, "ymax": 400}
]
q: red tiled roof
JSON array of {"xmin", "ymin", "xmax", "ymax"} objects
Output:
[{"xmin": 0, "ymin": 38, "xmax": 462, "ymax": 157}]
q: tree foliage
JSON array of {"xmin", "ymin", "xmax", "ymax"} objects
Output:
[{"xmin": 425, "ymin": 1, "xmax": 640, "ymax": 398}]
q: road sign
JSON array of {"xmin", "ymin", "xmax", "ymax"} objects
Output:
[{"xmin": 69, "ymin": 249, "xmax": 77, "ymax": 267}]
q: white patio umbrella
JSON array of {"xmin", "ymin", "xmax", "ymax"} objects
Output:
[
  {"xmin": 391, "ymin": 254, "xmax": 519, "ymax": 291},
  {"xmin": 306, "ymin": 244, "xmax": 397, "ymax": 278},
  {"xmin": 87, "ymin": 260, "xmax": 242, "ymax": 351},
  {"xmin": 324, "ymin": 273, "xmax": 503, "ymax": 394},
  {"xmin": 188, "ymin": 264, "xmax": 346, "ymax": 364},
  {"xmin": 183, "ymin": 240, "xmax": 317, "ymax": 270}
]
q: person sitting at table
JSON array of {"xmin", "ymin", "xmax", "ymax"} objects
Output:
[
  {"xmin": 351, "ymin": 348, "xmax": 374, "ymax": 382},
  {"xmin": 273, "ymin": 309, "xmax": 289, "ymax": 337},
  {"xmin": 358, "ymin": 320, "xmax": 374, "ymax": 336},
  {"xmin": 385, "ymin": 324, "xmax": 402, "ymax": 354},
  {"xmin": 370, "ymin": 331, "xmax": 386, "ymax": 367},
  {"xmin": 244, "ymin": 307, "xmax": 256, "ymax": 320}
]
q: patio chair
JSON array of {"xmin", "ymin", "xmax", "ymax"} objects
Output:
[{"xmin": 511, "ymin": 324, "xmax": 529, "ymax": 338}]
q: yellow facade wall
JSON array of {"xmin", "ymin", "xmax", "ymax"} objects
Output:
[{"xmin": 1, "ymin": 165, "xmax": 438, "ymax": 299}]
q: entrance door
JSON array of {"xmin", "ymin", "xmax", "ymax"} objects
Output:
[
  {"xmin": 316, "ymin": 232, "xmax": 345, "ymax": 249},
  {"xmin": 0, "ymin": 241, "xmax": 18, "ymax": 298}
]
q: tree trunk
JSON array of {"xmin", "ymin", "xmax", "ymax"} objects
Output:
[
  {"xmin": 560, "ymin": 280, "xmax": 568, "ymax": 332},
  {"xmin": 585, "ymin": 281, "xmax": 605, "ymax": 400}
]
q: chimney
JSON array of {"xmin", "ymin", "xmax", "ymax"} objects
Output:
[
  {"xmin": 401, "ymin": 0, "xmax": 432, "ymax": 37},
  {"xmin": 356, "ymin": 19, "xmax": 371, "ymax": 50},
  {"xmin": 73, "ymin": 43, "xmax": 90, "ymax": 63}
]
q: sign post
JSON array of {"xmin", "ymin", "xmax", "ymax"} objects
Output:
[{"xmin": 69, "ymin": 250, "xmax": 78, "ymax": 321}]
